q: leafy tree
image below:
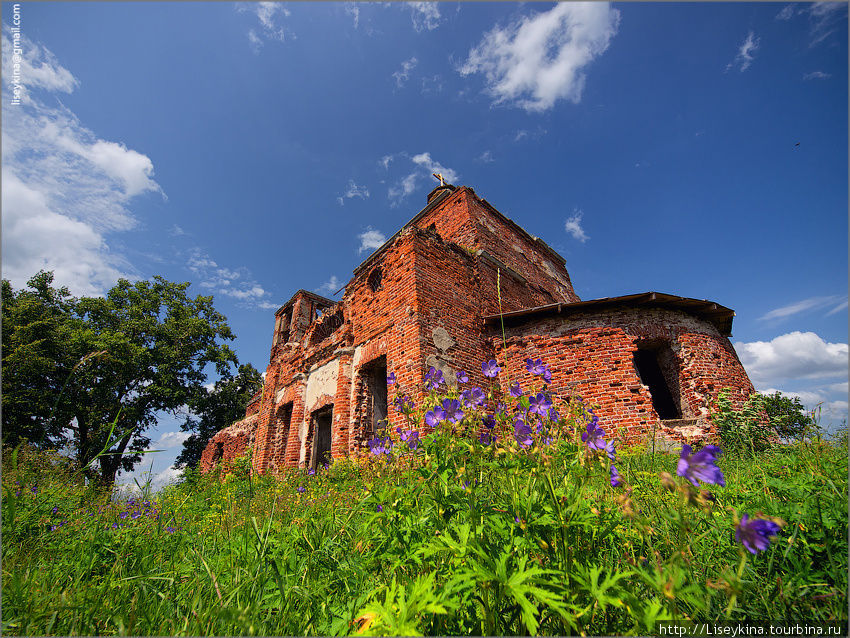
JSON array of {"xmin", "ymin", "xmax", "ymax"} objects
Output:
[
  {"xmin": 175, "ymin": 363, "xmax": 263, "ymax": 470},
  {"xmin": 1, "ymin": 272, "xmax": 83, "ymax": 449},
  {"xmin": 2, "ymin": 272, "xmax": 239, "ymax": 487},
  {"xmin": 760, "ymin": 391, "xmax": 818, "ymax": 439}
]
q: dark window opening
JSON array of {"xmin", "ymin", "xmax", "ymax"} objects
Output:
[
  {"xmin": 274, "ymin": 309, "xmax": 292, "ymax": 346},
  {"xmin": 367, "ymin": 266, "xmax": 383, "ymax": 292},
  {"xmin": 276, "ymin": 403, "xmax": 293, "ymax": 455},
  {"xmin": 633, "ymin": 342, "xmax": 682, "ymax": 420},
  {"xmin": 310, "ymin": 406, "xmax": 333, "ymax": 469},
  {"xmin": 362, "ymin": 356, "xmax": 389, "ymax": 436},
  {"xmin": 211, "ymin": 441, "xmax": 224, "ymax": 464},
  {"xmin": 310, "ymin": 307, "xmax": 344, "ymax": 345}
]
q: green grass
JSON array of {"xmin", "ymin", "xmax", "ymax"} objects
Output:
[{"xmin": 2, "ymin": 415, "xmax": 847, "ymax": 635}]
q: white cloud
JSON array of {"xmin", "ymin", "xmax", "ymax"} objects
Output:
[
  {"xmin": 808, "ymin": 2, "xmax": 847, "ymax": 47},
  {"xmin": 478, "ymin": 150, "xmax": 494, "ymax": 163},
  {"xmin": 170, "ymin": 224, "xmax": 186, "ymax": 237},
  {"xmin": 317, "ymin": 275, "xmax": 341, "ymax": 294},
  {"xmin": 337, "ymin": 179, "xmax": 370, "ymax": 206},
  {"xmin": 393, "ymin": 56, "xmax": 418, "ymax": 88},
  {"xmin": 459, "ymin": 3, "xmax": 620, "ymax": 113},
  {"xmin": 358, "ymin": 227, "xmax": 387, "ymax": 254},
  {"xmin": 735, "ymin": 331, "xmax": 848, "ymax": 386},
  {"xmin": 186, "ymin": 248, "xmax": 277, "ymax": 310},
  {"xmin": 1, "ymin": 31, "xmax": 164, "ymax": 297},
  {"xmin": 420, "ymin": 73, "xmax": 443, "ymax": 95},
  {"xmin": 803, "ymin": 70, "xmax": 832, "ymax": 80},
  {"xmin": 776, "ymin": 5, "xmax": 797, "ymax": 21},
  {"xmin": 564, "ymin": 209, "xmax": 589, "ymax": 242},
  {"xmin": 759, "ymin": 295, "xmax": 847, "ymax": 321},
  {"xmin": 726, "ymin": 31, "xmax": 760, "ymax": 72},
  {"xmin": 379, "ymin": 154, "xmax": 394, "ymax": 170},
  {"xmin": 408, "ymin": 2, "xmax": 442, "ymax": 32},
  {"xmin": 150, "ymin": 466, "xmax": 183, "ymax": 491},
  {"xmin": 344, "ymin": 2, "xmax": 360, "ymax": 29},
  {"xmin": 386, "ymin": 152, "xmax": 459, "ymax": 206},
  {"xmin": 238, "ymin": 2, "xmax": 292, "ymax": 52},
  {"xmin": 155, "ymin": 431, "xmax": 191, "ymax": 449}
]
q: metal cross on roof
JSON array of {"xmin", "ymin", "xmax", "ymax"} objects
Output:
[{"xmin": 432, "ymin": 172, "xmax": 445, "ymax": 186}]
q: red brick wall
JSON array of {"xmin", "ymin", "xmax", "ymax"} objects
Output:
[{"xmin": 493, "ymin": 307, "xmax": 755, "ymax": 446}]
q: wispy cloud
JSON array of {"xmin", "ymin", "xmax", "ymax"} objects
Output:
[
  {"xmin": 478, "ymin": 150, "xmax": 494, "ymax": 163},
  {"xmin": 726, "ymin": 31, "xmax": 759, "ymax": 72},
  {"xmin": 808, "ymin": 1, "xmax": 847, "ymax": 47},
  {"xmin": 458, "ymin": 3, "xmax": 620, "ymax": 112},
  {"xmin": 386, "ymin": 152, "xmax": 459, "ymax": 206},
  {"xmin": 317, "ymin": 275, "xmax": 341, "ymax": 295},
  {"xmin": 775, "ymin": 4, "xmax": 797, "ymax": 21},
  {"xmin": 155, "ymin": 431, "xmax": 191, "ymax": 449},
  {"xmin": 803, "ymin": 70, "xmax": 832, "ymax": 80},
  {"xmin": 186, "ymin": 248, "xmax": 278, "ymax": 310},
  {"xmin": 407, "ymin": 2, "xmax": 442, "ymax": 32},
  {"xmin": 735, "ymin": 331, "xmax": 848, "ymax": 386},
  {"xmin": 392, "ymin": 56, "xmax": 418, "ymax": 88},
  {"xmin": 1, "ymin": 30, "xmax": 164, "ymax": 297},
  {"xmin": 759, "ymin": 295, "xmax": 847, "ymax": 321},
  {"xmin": 344, "ymin": 2, "xmax": 360, "ymax": 29},
  {"xmin": 337, "ymin": 179, "xmax": 370, "ymax": 206},
  {"xmin": 564, "ymin": 209, "xmax": 589, "ymax": 242},
  {"xmin": 238, "ymin": 2, "xmax": 292, "ymax": 53},
  {"xmin": 420, "ymin": 73, "xmax": 443, "ymax": 95},
  {"xmin": 357, "ymin": 227, "xmax": 387, "ymax": 254}
]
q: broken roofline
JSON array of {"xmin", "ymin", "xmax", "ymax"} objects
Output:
[
  {"xmin": 274, "ymin": 289, "xmax": 337, "ymax": 317},
  {"xmin": 483, "ymin": 292, "xmax": 736, "ymax": 336},
  {"xmin": 351, "ymin": 184, "xmax": 569, "ymax": 279}
]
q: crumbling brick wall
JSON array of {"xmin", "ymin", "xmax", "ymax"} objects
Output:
[{"xmin": 492, "ymin": 307, "xmax": 755, "ymax": 446}]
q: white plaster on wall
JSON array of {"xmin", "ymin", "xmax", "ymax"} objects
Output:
[{"xmin": 305, "ymin": 358, "xmax": 340, "ymax": 413}]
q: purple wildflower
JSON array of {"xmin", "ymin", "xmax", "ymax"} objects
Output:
[
  {"xmin": 535, "ymin": 420, "xmax": 544, "ymax": 434},
  {"xmin": 509, "ymin": 381, "xmax": 523, "ymax": 398},
  {"xmin": 297, "ymin": 486, "xmax": 306, "ymax": 493},
  {"xmin": 582, "ymin": 420, "xmax": 607, "ymax": 451},
  {"xmin": 495, "ymin": 401, "xmax": 507, "ymax": 416},
  {"xmin": 400, "ymin": 429, "xmax": 420, "ymax": 450},
  {"xmin": 30, "ymin": 486, "xmax": 38, "ymax": 494},
  {"xmin": 52, "ymin": 506, "xmax": 59, "ymax": 515},
  {"xmin": 514, "ymin": 419, "xmax": 533, "ymax": 448},
  {"xmin": 610, "ymin": 465, "xmax": 623, "ymax": 487},
  {"xmin": 131, "ymin": 511, "xmax": 141, "ymax": 520},
  {"xmin": 387, "ymin": 372, "xmax": 396, "ymax": 385},
  {"xmin": 425, "ymin": 405, "xmax": 446, "ymax": 427},
  {"xmin": 514, "ymin": 516, "xmax": 521, "ymax": 524},
  {"xmin": 308, "ymin": 468, "xmax": 316, "ymax": 476},
  {"xmin": 482, "ymin": 360, "xmax": 501, "ymax": 378},
  {"xmin": 735, "ymin": 514, "xmax": 781, "ymax": 554},
  {"xmin": 166, "ymin": 526, "xmax": 176, "ymax": 534},
  {"xmin": 111, "ymin": 522, "xmax": 120, "ymax": 529},
  {"xmin": 456, "ymin": 370, "xmax": 469, "ymax": 384},
  {"xmin": 528, "ymin": 392, "xmax": 552, "ymax": 416},
  {"xmin": 543, "ymin": 435, "xmax": 554, "ymax": 446},
  {"xmin": 479, "ymin": 430, "xmax": 496, "ymax": 446},
  {"xmin": 393, "ymin": 394, "xmax": 414, "ymax": 412},
  {"xmin": 481, "ymin": 414, "xmax": 496, "ymax": 430},
  {"xmin": 119, "ymin": 512, "xmax": 129, "ymax": 520},
  {"xmin": 605, "ymin": 440, "xmax": 617, "ymax": 462},
  {"xmin": 424, "ymin": 366, "xmax": 445, "ymax": 390},
  {"xmin": 526, "ymin": 358, "xmax": 547, "ymax": 375},
  {"xmin": 368, "ymin": 436, "xmax": 394, "ymax": 456},
  {"xmin": 461, "ymin": 387, "xmax": 486, "ymax": 408},
  {"xmin": 548, "ymin": 407, "xmax": 559, "ymax": 422},
  {"xmin": 542, "ymin": 367, "xmax": 552, "ymax": 383},
  {"xmin": 677, "ymin": 444, "xmax": 725, "ymax": 487},
  {"xmin": 441, "ymin": 398, "xmax": 465, "ymax": 423},
  {"xmin": 376, "ymin": 504, "xmax": 383, "ymax": 512}
]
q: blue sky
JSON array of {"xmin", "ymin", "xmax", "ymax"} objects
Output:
[{"xmin": 2, "ymin": 2, "xmax": 847, "ymax": 489}]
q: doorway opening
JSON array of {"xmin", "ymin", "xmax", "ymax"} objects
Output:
[
  {"xmin": 361, "ymin": 356, "xmax": 388, "ymax": 437},
  {"xmin": 310, "ymin": 406, "xmax": 333, "ymax": 469}
]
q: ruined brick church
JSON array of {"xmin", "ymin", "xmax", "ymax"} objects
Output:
[{"xmin": 201, "ymin": 181, "xmax": 755, "ymax": 474}]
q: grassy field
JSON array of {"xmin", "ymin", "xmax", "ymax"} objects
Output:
[{"xmin": 2, "ymin": 386, "xmax": 847, "ymax": 636}]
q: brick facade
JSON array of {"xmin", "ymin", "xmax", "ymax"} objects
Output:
[{"xmin": 201, "ymin": 184, "xmax": 756, "ymax": 475}]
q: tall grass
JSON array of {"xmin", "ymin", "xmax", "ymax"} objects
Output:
[{"xmin": 2, "ymin": 377, "xmax": 847, "ymax": 635}]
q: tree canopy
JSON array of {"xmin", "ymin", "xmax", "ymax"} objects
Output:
[
  {"xmin": 2, "ymin": 272, "xmax": 239, "ymax": 487},
  {"xmin": 760, "ymin": 391, "xmax": 818, "ymax": 440},
  {"xmin": 175, "ymin": 363, "xmax": 263, "ymax": 470}
]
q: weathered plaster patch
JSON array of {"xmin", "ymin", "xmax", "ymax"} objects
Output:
[
  {"xmin": 425, "ymin": 354, "xmax": 457, "ymax": 388},
  {"xmin": 305, "ymin": 359, "xmax": 340, "ymax": 413},
  {"xmin": 432, "ymin": 326, "xmax": 455, "ymax": 352}
]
